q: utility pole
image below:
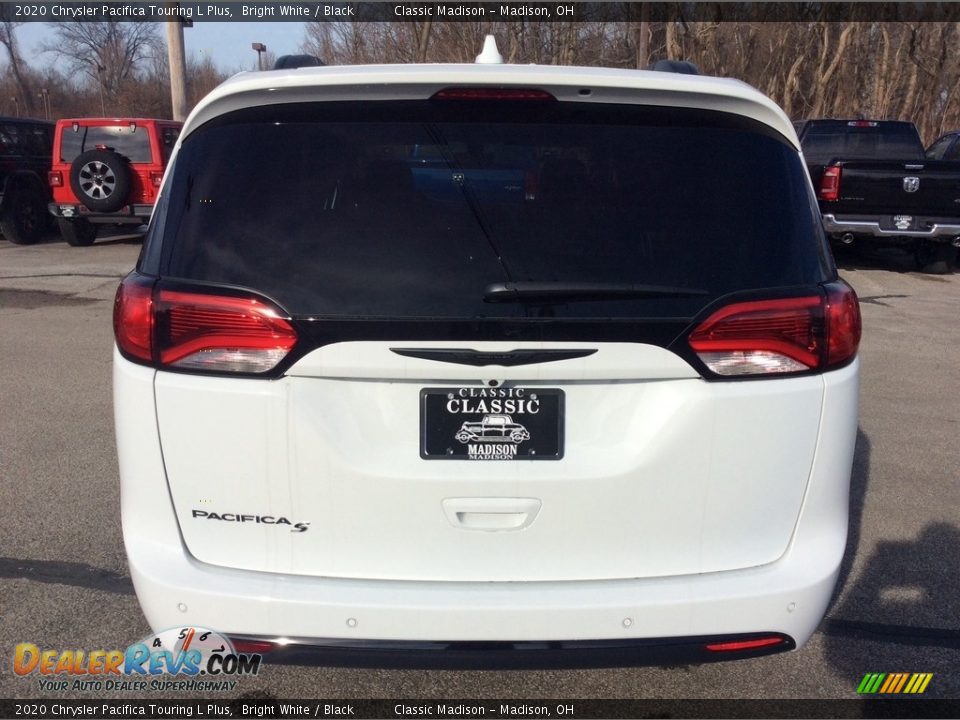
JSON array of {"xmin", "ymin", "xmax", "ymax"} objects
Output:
[
  {"xmin": 97, "ymin": 66, "xmax": 106, "ymax": 115},
  {"xmin": 166, "ymin": 6, "xmax": 188, "ymax": 121},
  {"xmin": 636, "ymin": 3, "xmax": 650, "ymax": 70}
]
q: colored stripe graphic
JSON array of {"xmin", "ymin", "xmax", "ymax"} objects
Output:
[
  {"xmin": 868, "ymin": 673, "xmax": 886, "ymax": 693},
  {"xmin": 911, "ymin": 673, "xmax": 933, "ymax": 694},
  {"xmin": 858, "ymin": 672, "xmax": 932, "ymax": 694},
  {"xmin": 879, "ymin": 674, "xmax": 896, "ymax": 693}
]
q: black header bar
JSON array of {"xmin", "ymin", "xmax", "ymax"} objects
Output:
[
  {"xmin": 3, "ymin": 699, "xmax": 960, "ymax": 719},
  {"xmin": 3, "ymin": 2, "xmax": 960, "ymax": 23}
]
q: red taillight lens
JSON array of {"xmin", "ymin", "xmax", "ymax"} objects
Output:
[
  {"xmin": 688, "ymin": 283, "xmax": 859, "ymax": 377},
  {"xmin": 48, "ymin": 171, "xmax": 63, "ymax": 188},
  {"xmin": 230, "ymin": 639, "xmax": 275, "ymax": 654},
  {"xmin": 114, "ymin": 275, "xmax": 155, "ymax": 363},
  {"xmin": 705, "ymin": 636, "xmax": 786, "ymax": 652},
  {"xmin": 156, "ymin": 291, "xmax": 297, "ymax": 373},
  {"xmin": 113, "ymin": 274, "xmax": 297, "ymax": 374},
  {"xmin": 819, "ymin": 165, "xmax": 842, "ymax": 201},
  {"xmin": 825, "ymin": 282, "xmax": 861, "ymax": 367},
  {"xmin": 524, "ymin": 169, "xmax": 539, "ymax": 201},
  {"xmin": 689, "ymin": 296, "xmax": 823, "ymax": 375},
  {"xmin": 149, "ymin": 171, "xmax": 163, "ymax": 188},
  {"xmin": 431, "ymin": 88, "xmax": 555, "ymax": 101}
]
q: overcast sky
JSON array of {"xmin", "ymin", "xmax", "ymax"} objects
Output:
[{"xmin": 16, "ymin": 22, "xmax": 311, "ymax": 74}]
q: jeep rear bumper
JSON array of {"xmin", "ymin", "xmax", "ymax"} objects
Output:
[{"xmin": 48, "ymin": 202, "xmax": 153, "ymax": 223}]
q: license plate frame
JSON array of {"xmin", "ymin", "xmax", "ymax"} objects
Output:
[{"xmin": 420, "ymin": 387, "xmax": 564, "ymax": 461}]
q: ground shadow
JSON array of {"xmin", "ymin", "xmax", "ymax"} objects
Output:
[
  {"xmin": 833, "ymin": 243, "xmax": 958, "ymax": 275},
  {"xmin": 0, "ymin": 556, "xmax": 134, "ymax": 596}
]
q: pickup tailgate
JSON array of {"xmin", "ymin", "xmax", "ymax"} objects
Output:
[{"xmin": 823, "ymin": 159, "xmax": 960, "ymax": 216}]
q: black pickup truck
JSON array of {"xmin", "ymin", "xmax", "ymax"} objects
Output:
[
  {"xmin": 796, "ymin": 119, "xmax": 960, "ymax": 272},
  {"xmin": 0, "ymin": 117, "xmax": 53, "ymax": 245}
]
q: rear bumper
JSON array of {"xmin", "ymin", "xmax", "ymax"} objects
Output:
[
  {"xmin": 229, "ymin": 633, "xmax": 795, "ymax": 669},
  {"xmin": 822, "ymin": 213, "xmax": 960, "ymax": 240},
  {"xmin": 116, "ymin": 352, "xmax": 858, "ymax": 663},
  {"xmin": 48, "ymin": 202, "xmax": 153, "ymax": 223}
]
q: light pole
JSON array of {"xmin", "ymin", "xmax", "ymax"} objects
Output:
[
  {"xmin": 252, "ymin": 42, "xmax": 266, "ymax": 71},
  {"xmin": 38, "ymin": 89, "xmax": 51, "ymax": 120},
  {"xmin": 97, "ymin": 65, "xmax": 106, "ymax": 115}
]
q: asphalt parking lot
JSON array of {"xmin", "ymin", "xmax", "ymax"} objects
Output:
[{"xmin": 1, "ymin": 233, "xmax": 958, "ymax": 702}]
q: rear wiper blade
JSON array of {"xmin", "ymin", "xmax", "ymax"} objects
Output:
[{"xmin": 483, "ymin": 281, "xmax": 709, "ymax": 303}]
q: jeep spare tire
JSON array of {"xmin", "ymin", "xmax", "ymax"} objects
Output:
[{"xmin": 70, "ymin": 149, "xmax": 131, "ymax": 213}]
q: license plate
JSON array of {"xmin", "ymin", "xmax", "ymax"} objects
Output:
[
  {"xmin": 893, "ymin": 215, "xmax": 914, "ymax": 230},
  {"xmin": 420, "ymin": 387, "xmax": 564, "ymax": 460}
]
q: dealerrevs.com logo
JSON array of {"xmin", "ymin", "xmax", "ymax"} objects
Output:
[{"xmin": 13, "ymin": 627, "xmax": 261, "ymax": 692}]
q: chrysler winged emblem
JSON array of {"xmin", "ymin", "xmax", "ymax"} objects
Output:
[{"xmin": 903, "ymin": 176, "xmax": 920, "ymax": 193}]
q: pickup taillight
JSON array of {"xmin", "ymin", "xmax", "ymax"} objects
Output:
[{"xmin": 819, "ymin": 165, "xmax": 842, "ymax": 201}]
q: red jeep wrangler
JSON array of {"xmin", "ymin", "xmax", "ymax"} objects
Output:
[{"xmin": 48, "ymin": 118, "xmax": 181, "ymax": 246}]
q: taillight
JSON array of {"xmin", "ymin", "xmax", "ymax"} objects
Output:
[
  {"xmin": 819, "ymin": 165, "xmax": 842, "ymax": 201},
  {"xmin": 48, "ymin": 171, "xmax": 63, "ymax": 188},
  {"xmin": 113, "ymin": 274, "xmax": 297, "ymax": 374},
  {"xmin": 155, "ymin": 291, "xmax": 297, "ymax": 373},
  {"xmin": 114, "ymin": 275, "xmax": 155, "ymax": 363},
  {"xmin": 825, "ymin": 282, "xmax": 862, "ymax": 367},
  {"xmin": 524, "ymin": 169, "xmax": 538, "ymax": 201},
  {"xmin": 149, "ymin": 171, "xmax": 164, "ymax": 188},
  {"xmin": 688, "ymin": 282, "xmax": 860, "ymax": 377}
]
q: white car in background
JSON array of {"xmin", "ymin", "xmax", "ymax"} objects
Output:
[{"xmin": 113, "ymin": 40, "xmax": 860, "ymax": 667}]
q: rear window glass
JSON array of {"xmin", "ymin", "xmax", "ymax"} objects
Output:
[
  {"xmin": 801, "ymin": 123, "xmax": 924, "ymax": 163},
  {"xmin": 0, "ymin": 123, "xmax": 51, "ymax": 156},
  {"xmin": 158, "ymin": 101, "xmax": 827, "ymax": 320},
  {"xmin": 60, "ymin": 125, "xmax": 152, "ymax": 163}
]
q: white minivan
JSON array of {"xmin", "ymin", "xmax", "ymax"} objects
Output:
[{"xmin": 113, "ymin": 54, "xmax": 860, "ymax": 667}]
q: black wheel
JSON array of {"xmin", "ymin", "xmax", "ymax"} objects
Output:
[
  {"xmin": 0, "ymin": 185, "xmax": 46, "ymax": 245},
  {"xmin": 57, "ymin": 217, "xmax": 98, "ymax": 247},
  {"xmin": 914, "ymin": 240, "xmax": 956, "ymax": 274},
  {"xmin": 70, "ymin": 149, "xmax": 131, "ymax": 213}
]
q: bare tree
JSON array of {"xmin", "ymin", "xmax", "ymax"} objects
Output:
[
  {"xmin": 42, "ymin": 22, "xmax": 162, "ymax": 99},
  {"xmin": 0, "ymin": 19, "xmax": 35, "ymax": 115}
]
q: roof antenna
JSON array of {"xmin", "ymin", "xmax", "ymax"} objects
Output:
[{"xmin": 475, "ymin": 35, "xmax": 503, "ymax": 64}]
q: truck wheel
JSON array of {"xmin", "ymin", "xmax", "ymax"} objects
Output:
[
  {"xmin": 70, "ymin": 149, "xmax": 131, "ymax": 213},
  {"xmin": 914, "ymin": 240, "xmax": 956, "ymax": 274},
  {"xmin": 58, "ymin": 218, "xmax": 98, "ymax": 247},
  {"xmin": 0, "ymin": 185, "xmax": 46, "ymax": 245}
]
